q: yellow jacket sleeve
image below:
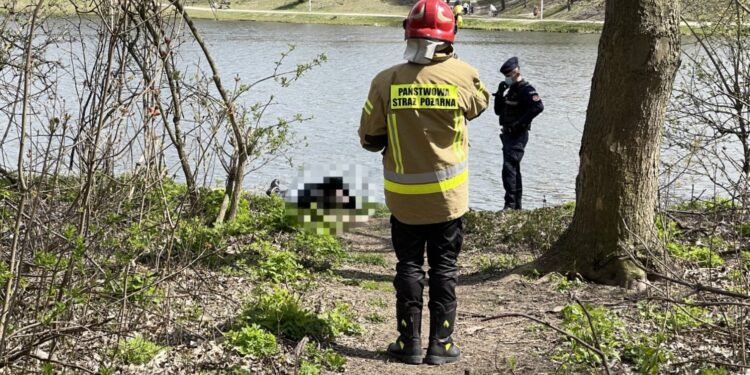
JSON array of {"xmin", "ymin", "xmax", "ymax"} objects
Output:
[
  {"xmin": 464, "ymin": 74, "xmax": 490, "ymax": 120},
  {"xmin": 359, "ymin": 79, "xmax": 388, "ymax": 152}
]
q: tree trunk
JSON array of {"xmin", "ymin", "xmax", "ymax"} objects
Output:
[
  {"xmin": 533, "ymin": 0, "xmax": 681, "ymax": 287},
  {"xmin": 501, "ymin": 0, "xmax": 505, "ymax": 11},
  {"xmin": 226, "ymin": 153, "xmax": 247, "ymax": 221}
]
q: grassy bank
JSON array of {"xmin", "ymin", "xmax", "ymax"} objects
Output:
[
  {"xmin": 2, "ymin": 170, "xmax": 748, "ymax": 373},
  {"xmin": 185, "ymin": 8, "xmax": 405, "ymax": 28},
  {"xmin": 185, "ymin": 8, "xmax": 604, "ymax": 33}
]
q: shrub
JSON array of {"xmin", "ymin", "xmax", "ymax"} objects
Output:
[
  {"xmin": 238, "ymin": 287, "xmax": 362, "ymax": 341},
  {"xmin": 107, "ymin": 271, "xmax": 162, "ymax": 305},
  {"xmin": 225, "ymin": 324, "xmax": 279, "ymax": 358},
  {"xmin": 622, "ymin": 333, "xmax": 672, "ymax": 375},
  {"xmin": 291, "ymin": 231, "xmax": 346, "ymax": 271},
  {"xmin": 667, "ymin": 242, "xmax": 724, "ymax": 267},
  {"xmin": 554, "ymin": 304, "xmax": 623, "ymax": 369},
  {"xmin": 318, "ymin": 303, "xmax": 364, "ymax": 337},
  {"xmin": 250, "ymin": 240, "xmax": 307, "ymax": 283},
  {"xmin": 655, "ymin": 215, "xmax": 681, "ymax": 241},
  {"xmin": 174, "ymin": 219, "xmax": 224, "ymax": 257},
  {"xmin": 739, "ymin": 222, "xmax": 750, "ymax": 237},
  {"xmin": 302, "ymin": 343, "xmax": 346, "ymax": 373},
  {"xmin": 116, "ymin": 335, "xmax": 163, "ymax": 365}
]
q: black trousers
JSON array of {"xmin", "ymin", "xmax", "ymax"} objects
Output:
[
  {"xmin": 501, "ymin": 130, "xmax": 529, "ymax": 210},
  {"xmin": 391, "ymin": 215, "xmax": 463, "ymax": 315}
]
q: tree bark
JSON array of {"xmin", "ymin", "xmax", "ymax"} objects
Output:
[{"xmin": 533, "ymin": 0, "xmax": 681, "ymax": 287}]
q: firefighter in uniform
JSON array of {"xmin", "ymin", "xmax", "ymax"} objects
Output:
[
  {"xmin": 494, "ymin": 56, "xmax": 544, "ymax": 210},
  {"xmin": 359, "ymin": 0, "xmax": 490, "ymax": 365}
]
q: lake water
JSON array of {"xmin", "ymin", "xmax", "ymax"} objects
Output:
[{"xmin": 191, "ymin": 21, "xmax": 601, "ymax": 210}]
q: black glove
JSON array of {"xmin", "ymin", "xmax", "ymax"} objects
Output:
[{"xmin": 493, "ymin": 82, "xmax": 509, "ymax": 97}]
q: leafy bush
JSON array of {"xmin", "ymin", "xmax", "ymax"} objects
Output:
[
  {"xmin": 637, "ymin": 301, "xmax": 713, "ymax": 331},
  {"xmin": 667, "ymin": 242, "xmax": 724, "ymax": 267},
  {"xmin": 116, "ymin": 335, "xmax": 163, "ymax": 365},
  {"xmin": 672, "ymin": 198, "xmax": 735, "ymax": 211},
  {"xmin": 318, "ymin": 303, "xmax": 364, "ymax": 337},
  {"xmin": 699, "ymin": 367, "xmax": 729, "ymax": 375},
  {"xmin": 554, "ymin": 304, "xmax": 623, "ymax": 369},
  {"xmin": 739, "ymin": 222, "xmax": 750, "ymax": 237},
  {"xmin": 551, "ymin": 273, "xmax": 585, "ymax": 292},
  {"xmin": 0, "ymin": 261, "xmax": 12, "ymax": 286},
  {"xmin": 622, "ymin": 333, "xmax": 672, "ymax": 375},
  {"xmin": 238, "ymin": 287, "xmax": 362, "ymax": 341},
  {"xmin": 299, "ymin": 361, "xmax": 321, "ymax": 375},
  {"xmin": 195, "ymin": 190, "xmax": 289, "ymax": 235},
  {"xmin": 291, "ymin": 231, "xmax": 347, "ymax": 271},
  {"xmin": 107, "ymin": 271, "xmax": 162, "ymax": 305},
  {"xmin": 655, "ymin": 215, "xmax": 681, "ymax": 241},
  {"xmin": 250, "ymin": 240, "xmax": 307, "ymax": 283},
  {"xmin": 302, "ymin": 343, "xmax": 346, "ymax": 372},
  {"xmin": 174, "ymin": 219, "xmax": 224, "ymax": 257},
  {"xmin": 225, "ymin": 324, "xmax": 279, "ymax": 358},
  {"xmin": 741, "ymin": 252, "xmax": 750, "ymax": 271}
]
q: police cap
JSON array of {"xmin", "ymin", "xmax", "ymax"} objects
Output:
[{"xmin": 500, "ymin": 56, "xmax": 519, "ymax": 75}]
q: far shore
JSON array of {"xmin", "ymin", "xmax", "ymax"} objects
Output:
[{"xmin": 182, "ymin": 6, "xmax": 605, "ymax": 33}]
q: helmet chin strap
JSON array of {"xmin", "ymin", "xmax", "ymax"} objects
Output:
[{"xmin": 404, "ymin": 39, "xmax": 446, "ymax": 64}]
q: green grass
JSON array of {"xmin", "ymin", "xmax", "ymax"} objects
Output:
[
  {"xmin": 186, "ymin": 8, "xmax": 404, "ymax": 27},
  {"xmin": 224, "ymin": 324, "xmax": 279, "ymax": 358},
  {"xmin": 115, "ymin": 335, "xmax": 164, "ymax": 365},
  {"xmin": 348, "ymin": 253, "xmax": 388, "ymax": 267},
  {"xmin": 365, "ymin": 312, "xmax": 387, "ymax": 323},
  {"xmin": 463, "ymin": 18, "xmax": 602, "ymax": 33},
  {"xmin": 367, "ymin": 298, "xmax": 388, "ymax": 308}
]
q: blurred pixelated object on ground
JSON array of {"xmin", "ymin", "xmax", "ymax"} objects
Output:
[{"xmin": 284, "ymin": 164, "xmax": 378, "ymax": 235}]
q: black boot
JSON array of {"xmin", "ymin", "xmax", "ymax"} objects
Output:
[
  {"xmin": 424, "ymin": 308, "xmax": 460, "ymax": 365},
  {"xmin": 386, "ymin": 309, "xmax": 422, "ymax": 365}
]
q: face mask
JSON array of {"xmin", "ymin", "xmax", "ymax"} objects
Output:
[{"xmin": 504, "ymin": 77, "xmax": 514, "ymax": 86}]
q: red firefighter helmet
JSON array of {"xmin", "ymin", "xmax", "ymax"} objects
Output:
[{"xmin": 404, "ymin": 0, "xmax": 456, "ymax": 43}]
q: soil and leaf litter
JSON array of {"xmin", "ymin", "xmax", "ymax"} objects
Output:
[{"xmin": 3, "ymin": 180, "xmax": 747, "ymax": 374}]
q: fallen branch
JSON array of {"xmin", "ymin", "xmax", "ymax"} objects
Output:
[
  {"xmin": 672, "ymin": 358, "xmax": 750, "ymax": 370},
  {"xmin": 26, "ymin": 354, "xmax": 95, "ymax": 374},
  {"xmin": 648, "ymin": 271, "xmax": 750, "ymax": 300},
  {"xmin": 639, "ymin": 296, "xmax": 750, "ymax": 308},
  {"xmin": 482, "ymin": 312, "xmax": 610, "ymax": 373}
]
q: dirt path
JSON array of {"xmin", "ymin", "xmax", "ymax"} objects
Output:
[{"xmin": 321, "ymin": 216, "xmax": 631, "ymax": 374}]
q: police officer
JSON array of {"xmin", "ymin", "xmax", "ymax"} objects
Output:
[
  {"xmin": 494, "ymin": 56, "xmax": 544, "ymax": 210},
  {"xmin": 359, "ymin": 0, "xmax": 489, "ymax": 365}
]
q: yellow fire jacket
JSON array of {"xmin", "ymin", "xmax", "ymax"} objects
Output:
[{"xmin": 359, "ymin": 52, "xmax": 490, "ymax": 225}]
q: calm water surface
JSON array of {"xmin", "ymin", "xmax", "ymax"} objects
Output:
[{"xmin": 196, "ymin": 21, "xmax": 600, "ymax": 210}]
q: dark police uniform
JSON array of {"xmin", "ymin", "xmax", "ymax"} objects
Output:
[{"xmin": 494, "ymin": 57, "xmax": 544, "ymax": 210}]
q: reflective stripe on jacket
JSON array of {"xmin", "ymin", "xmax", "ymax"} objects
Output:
[{"xmin": 359, "ymin": 52, "xmax": 490, "ymax": 225}]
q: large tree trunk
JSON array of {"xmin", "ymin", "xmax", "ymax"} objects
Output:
[{"xmin": 533, "ymin": 0, "xmax": 681, "ymax": 287}]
